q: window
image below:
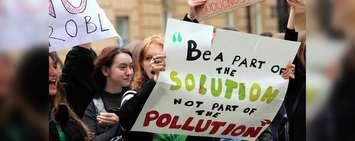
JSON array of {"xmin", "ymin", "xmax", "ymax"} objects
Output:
[
  {"xmin": 163, "ymin": 0, "xmax": 172, "ymax": 26},
  {"xmin": 116, "ymin": 17, "xmax": 129, "ymax": 46}
]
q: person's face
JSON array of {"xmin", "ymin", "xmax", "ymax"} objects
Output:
[
  {"xmin": 142, "ymin": 43, "xmax": 164, "ymax": 79},
  {"xmin": 49, "ymin": 56, "xmax": 58, "ymax": 95},
  {"xmin": 103, "ymin": 53, "xmax": 134, "ymax": 88}
]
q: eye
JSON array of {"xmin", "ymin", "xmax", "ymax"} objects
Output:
[
  {"xmin": 52, "ymin": 63, "xmax": 58, "ymax": 69},
  {"xmin": 118, "ymin": 64, "xmax": 128, "ymax": 70},
  {"xmin": 145, "ymin": 56, "xmax": 152, "ymax": 61}
]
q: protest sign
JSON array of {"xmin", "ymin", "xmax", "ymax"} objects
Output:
[
  {"xmin": 131, "ymin": 19, "xmax": 300, "ymax": 140},
  {"xmin": 49, "ymin": 0, "xmax": 119, "ymax": 52},
  {"xmin": 197, "ymin": 0, "xmax": 264, "ymax": 20}
]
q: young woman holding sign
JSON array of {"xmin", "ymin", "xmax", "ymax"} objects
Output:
[
  {"xmin": 115, "ymin": 1, "xmax": 296, "ymax": 141},
  {"xmin": 116, "ymin": 35, "xmax": 295, "ymax": 141},
  {"xmin": 117, "ymin": 35, "xmax": 170, "ymax": 141},
  {"xmin": 116, "ymin": 35, "xmax": 222, "ymax": 141}
]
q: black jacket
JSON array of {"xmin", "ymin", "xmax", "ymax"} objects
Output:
[
  {"xmin": 284, "ymin": 28, "xmax": 306, "ymax": 141},
  {"xmin": 60, "ymin": 46, "xmax": 97, "ymax": 118},
  {"xmin": 117, "ymin": 80, "xmax": 156, "ymax": 141}
]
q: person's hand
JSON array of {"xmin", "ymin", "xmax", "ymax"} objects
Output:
[
  {"xmin": 282, "ymin": 63, "xmax": 295, "ymax": 79},
  {"xmin": 150, "ymin": 55, "xmax": 166, "ymax": 81},
  {"xmin": 287, "ymin": 0, "xmax": 305, "ymax": 8},
  {"xmin": 96, "ymin": 112, "xmax": 119, "ymax": 126},
  {"xmin": 287, "ymin": 0, "xmax": 305, "ymax": 14},
  {"xmin": 187, "ymin": 0, "xmax": 207, "ymax": 20}
]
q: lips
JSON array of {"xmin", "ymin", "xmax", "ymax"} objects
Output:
[
  {"xmin": 122, "ymin": 78, "xmax": 131, "ymax": 81},
  {"xmin": 49, "ymin": 79, "xmax": 56, "ymax": 84},
  {"xmin": 49, "ymin": 79, "xmax": 57, "ymax": 89}
]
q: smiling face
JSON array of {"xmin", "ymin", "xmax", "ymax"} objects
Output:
[
  {"xmin": 142, "ymin": 43, "xmax": 164, "ymax": 79},
  {"xmin": 49, "ymin": 56, "xmax": 58, "ymax": 95},
  {"xmin": 103, "ymin": 53, "xmax": 134, "ymax": 88}
]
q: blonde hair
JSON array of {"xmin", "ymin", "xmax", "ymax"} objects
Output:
[{"xmin": 131, "ymin": 34, "xmax": 164, "ymax": 91}]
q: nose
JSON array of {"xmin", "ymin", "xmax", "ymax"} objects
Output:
[
  {"xmin": 126, "ymin": 67, "xmax": 134, "ymax": 76},
  {"xmin": 49, "ymin": 66, "xmax": 58, "ymax": 76}
]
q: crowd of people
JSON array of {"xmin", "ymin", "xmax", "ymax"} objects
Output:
[{"xmin": 48, "ymin": 0, "xmax": 306, "ymax": 141}]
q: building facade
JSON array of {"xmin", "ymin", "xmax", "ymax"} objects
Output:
[
  {"xmin": 58, "ymin": 0, "xmax": 282, "ymax": 60},
  {"xmin": 99, "ymin": 0, "xmax": 280, "ymax": 43}
]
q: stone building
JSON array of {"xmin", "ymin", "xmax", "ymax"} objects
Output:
[{"xmin": 58, "ymin": 0, "xmax": 286, "ymax": 60}]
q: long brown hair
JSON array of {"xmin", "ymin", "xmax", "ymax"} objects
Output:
[
  {"xmin": 49, "ymin": 52, "xmax": 63, "ymax": 69},
  {"xmin": 131, "ymin": 35, "xmax": 164, "ymax": 91},
  {"xmin": 93, "ymin": 47, "xmax": 133, "ymax": 91},
  {"xmin": 297, "ymin": 31, "xmax": 306, "ymax": 72},
  {"xmin": 50, "ymin": 102, "xmax": 94, "ymax": 141}
]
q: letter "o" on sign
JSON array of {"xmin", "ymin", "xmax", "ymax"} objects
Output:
[{"xmin": 65, "ymin": 19, "xmax": 78, "ymax": 37}]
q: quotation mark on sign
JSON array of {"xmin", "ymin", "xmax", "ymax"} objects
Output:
[{"xmin": 172, "ymin": 32, "xmax": 182, "ymax": 43}]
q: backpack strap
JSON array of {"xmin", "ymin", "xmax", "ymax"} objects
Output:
[
  {"xmin": 93, "ymin": 97, "xmax": 106, "ymax": 114},
  {"xmin": 121, "ymin": 90, "xmax": 137, "ymax": 107},
  {"xmin": 93, "ymin": 97, "xmax": 124, "ymax": 141}
]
